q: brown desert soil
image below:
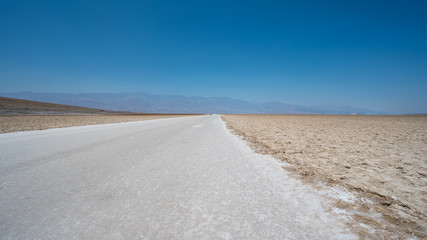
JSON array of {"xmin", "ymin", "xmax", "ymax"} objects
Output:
[
  {"xmin": 222, "ymin": 114, "xmax": 427, "ymax": 239},
  {"xmin": 0, "ymin": 114, "xmax": 195, "ymax": 133},
  {"xmin": 0, "ymin": 96, "xmax": 198, "ymax": 133},
  {"xmin": 0, "ymin": 96, "xmax": 128, "ymax": 115}
]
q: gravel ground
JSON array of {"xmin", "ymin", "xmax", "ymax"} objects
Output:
[
  {"xmin": 0, "ymin": 115, "xmax": 195, "ymax": 133},
  {"xmin": 222, "ymin": 114, "xmax": 427, "ymax": 239}
]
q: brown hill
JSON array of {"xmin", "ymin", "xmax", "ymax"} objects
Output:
[{"xmin": 0, "ymin": 96, "xmax": 130, "ymax": 115}]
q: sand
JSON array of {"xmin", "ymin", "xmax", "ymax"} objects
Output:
[
  {"xmin": 0, "ymin": 115, "xmax": 195, "ymax": 133},
  {"xmin": 222, "ymin": 114, "xmax": 427, "ymax": 239}
]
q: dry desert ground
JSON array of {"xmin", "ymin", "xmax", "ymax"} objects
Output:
[
  {"xmin": 223, "ymin": 114, "xmax": 427, "ymax": 239},
  {"xmin": 0, "ymin": 96, "xmax": 128, "ymax": 115},
  {"xmin": 0, "ymin": 115, "xmax": 194, "ymax": 133},
  {"xmin": 0, "ymin": 96, "xmax": 197, "ymax": 133}
]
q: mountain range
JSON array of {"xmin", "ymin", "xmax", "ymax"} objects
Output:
[{"xmin": 0, "ymin": 92, "xmax": 389, "ymax": 115}]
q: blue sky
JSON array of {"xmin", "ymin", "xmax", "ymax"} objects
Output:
[{"xmin": 0, "ymin": 0, "xmax": 426, "ymax": 114}]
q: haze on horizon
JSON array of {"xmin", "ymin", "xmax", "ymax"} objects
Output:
[{"xmin": 0, "ymin": 0, "xmax": 426, "ymax": 114}]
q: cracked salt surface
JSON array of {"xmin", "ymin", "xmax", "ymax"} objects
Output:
[{"xmin": 1, "ymin": 115, "xmax": 356, "ymax": 239}]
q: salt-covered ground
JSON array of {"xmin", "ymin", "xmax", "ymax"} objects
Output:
[
  {"xmin": 223, "ymin": 114, "xmax": 427, "ymax": 239},
  {"xmin": 0, "ymin": 115, "xmax": 354, "ymax": 239}
]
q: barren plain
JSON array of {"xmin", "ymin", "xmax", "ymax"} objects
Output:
[
  {"xmin": 0, "ymin": 96, "xmax": 196, "ymax": 133},
  {"xmin": 0, "ymin": 96, "xmax": 128, "ymax": 115},
  {"xmin": 0, "ymin": 115, "xmax": 195, "ymax": 133},
  {"xmin": 223, "ymin": 114, "xmax": 427, "ymax": 239}
]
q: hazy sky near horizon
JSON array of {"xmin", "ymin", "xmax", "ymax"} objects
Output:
[{"xmin": 0, "ymin": 0, "xmax": 426, "ymax": 114}]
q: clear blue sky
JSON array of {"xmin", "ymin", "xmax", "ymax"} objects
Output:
[{"xmin": 0, "ymin": 0, "xmax": 426, "ymax": 114}]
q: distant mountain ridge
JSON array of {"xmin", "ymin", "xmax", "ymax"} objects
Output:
[{"xmin": 0, "ymin": 92, "xmax": 390, "ymax": 115}]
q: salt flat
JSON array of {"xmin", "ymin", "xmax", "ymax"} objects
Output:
[
  {"xmin": 0, "ymin": 115, "xmax": 354, "ymax": 239},
  {"xmin": 223, "ymin": 114, "xmax": 427, "ymax": 239}
]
